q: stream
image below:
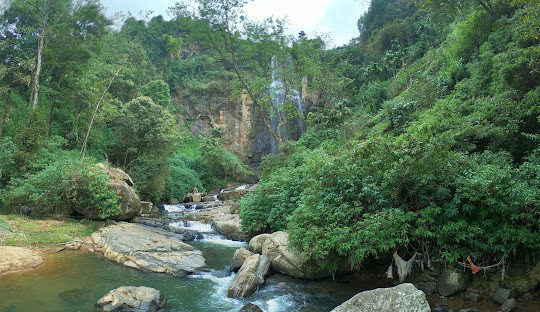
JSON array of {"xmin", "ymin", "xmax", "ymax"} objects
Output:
[{"xmin": 1, "ymin": 204, "xmax": 539, "ymax": 312}]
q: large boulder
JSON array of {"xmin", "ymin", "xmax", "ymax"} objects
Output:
[
  {"xmin": 227, "ymin": 254, "xmax": 270, "ymax": 298},
  {"xmin": 212, "ymin": 213, "xmax": 249, "ymax": 241},
  {"xmin": 248, "ymin": 234, "xmax": 271, "ymax": 254},
  {"xmin": 437, "ymin": 265, "xmax": 473, "ymax": 296},
  {"xmin": 184, "ymin": 192, "xmax": 202, "ymax": 203},
  {"xmin": 0, "ymin": 246, "xmax": 45, "ymax": 275},
  {"xmin": 91, "ymin": 222, "xmax": 205, "ymax": 274},
  {"xmin": 76, "ymin": 163, "xmax": 141, "ymax": 220},
  {"xmin": 261, "ymin": 231, "xmax": 346, "ymax": 279},
  {"xmin": 331, "ymin": 283, "xmax": 430, "ymax": 312},
  {"xmin": 232, "ymin": 247, "xmax": 254, "ymax": 271},
  {"xmin": 96, "ymin": 286, "xmax": 167, "ymax": 312}
]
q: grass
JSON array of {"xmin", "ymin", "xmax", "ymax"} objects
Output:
[{"xmin": 0, "ymin": 214, "xmax": 96, "ymax": 249}]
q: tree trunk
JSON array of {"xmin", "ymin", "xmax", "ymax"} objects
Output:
[
  {"xmin": 0, "ymin": 89, "xmax": 12, "ymax": 139},
  {"xmin": 28, "ymin": 1, "xmax": 51, "ymax": 110},
  {"xmin": 46, "ymin": 99, "xmax": 56, "ymax": 140}
]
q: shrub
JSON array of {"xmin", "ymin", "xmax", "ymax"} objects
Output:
[
  {"xmin": 2, "ymin": 155, "xmax": 120, "ymax": 219},
  {"xmin": 164, "ymin": 153, "xmax": 204, "ymax": 201}
]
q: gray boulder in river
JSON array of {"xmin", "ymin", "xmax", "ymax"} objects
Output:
[
  {"xmin": 331, "ymin": 283, "xmax": 431, "ymax": 312},
  {"xmin": 256, "ymin": 231, "xmax": 348, "ymax": 279},
  {"xmin": 96, "ymin": 286, "xmax": 167, "ymax": 312},
  {"xmin": 227, "ymin": 254, "xmax": 270, "ymax": 298},
  {"xmin": 437, "ymin": 265, "xmax": 472, "ymax": 296},
  {"xmin": 91, "ymin": 222, "xmax": 205, "ymax": 274}
]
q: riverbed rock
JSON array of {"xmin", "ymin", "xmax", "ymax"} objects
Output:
[
  {"xmin": 500, "ymin": 298, "xmax": 516, "ymax": 312},
  {"xmin": 238, "ymin": 303, "xmax": 264, "ymax": 312},
  {"xmin": 227, "ymin": 254, "xmax": 270, "ymax": 298},
  {"xmin": 75, "ymin": 163, "xmax": 141, "ymax": 220},
  {"xmin": 232, "ymin": 247, "xmax": 254, "ymax": 271},
  {"xmin": 96, "ymin": 286, "xmax": 167, "ymax": 312},
  {"xmin": 218, "ymin": 189, "xmax": 249, "ymax": 201},
  {"xmin": 261, "ymin": 231, "xmax": 345, "ymax": 279},
  {"xmin": 212, "ymin": 213, "xmax": 249, "ymax": 241},
  {"xmin": 437, "ymin": 266, "xmax": 472, "ymax": 296},
  {"xmin": 140, "ymin": 201, "xmax": 158, "ymax": 214},
  {"xmin": 91, "ymin": 222, "xmax": 205, "ymax": 274},
  {"xmin": 0, "ymin": 246, "xmax": 45, "ymax": 275},
  {"xmin": 331, "ymin": 283, "xmax": 430, "ymax": 312},
  {"xmin": 184, "ymin": 192, "xmax": 202, "ymax": 203},
  {"xmin": 248, "ymin": 234, "xmax": 271, "ymax": 254},
  {"xmin": 493, "ymin": 287, "xmax": 516, "ymax": 304}
]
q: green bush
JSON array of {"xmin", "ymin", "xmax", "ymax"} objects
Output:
[
  {"xmin": 2, "ymin": 154, "xmax": 120, "ymax": 219},
  {"xmin": 164, "ymin": 153, "xmax": 204, "ymax": 202}
]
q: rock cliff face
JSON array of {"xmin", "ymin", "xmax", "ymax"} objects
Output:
[{"xmin": 174, "ymin": 79, "xmax": 317, "ymax": 168}]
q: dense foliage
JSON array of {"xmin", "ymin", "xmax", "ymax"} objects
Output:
[
  {"xmin": 240, "ymin": 0, "xmax": 540, "ymax": 269},
  {"xmin": 1, "ymin": 0, "xmax": 538, "ymax": 271}
]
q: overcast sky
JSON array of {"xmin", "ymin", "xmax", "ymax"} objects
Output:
[{"xmin": 100, "ymin": 0, "xmax": 369, "ymax": 47}]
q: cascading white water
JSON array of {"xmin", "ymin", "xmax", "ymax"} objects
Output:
[{"xmin": 268, "ymin": 55, "xmax": 306, "ymax": 154}]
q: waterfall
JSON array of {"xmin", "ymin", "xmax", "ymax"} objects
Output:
[{"xmin": 268, "ymin": 55, "xmax": 306, "ymax": 154}]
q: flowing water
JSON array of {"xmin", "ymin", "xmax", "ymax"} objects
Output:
[{"xmin": 1, "ymin": 207, "xmax": 539, "ymax": 312}]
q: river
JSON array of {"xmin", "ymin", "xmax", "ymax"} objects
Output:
[{"xmin": 1, "ymin": 205, "xmax": 538, "ymax": 312}]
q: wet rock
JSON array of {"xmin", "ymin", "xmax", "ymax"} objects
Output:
[
  {"xmin": 464, "ymin": 291, "xmax": 482, "ymax": 302},
  {"xmin": 211, "ymin": 213, "xmax": 249, "ymax": 241},
  {"xmin": 232, "ymin": 247, "xmax": 254, "ymax": 271},
  {"xmin": 20, "ymin": 205, "xmax": 32, "ymax": 216},
  {"xmin": 96, "ymin": 286, "xmax": 167, "ymax": 312},
  {"xmin": 64, "ymin": 237, "xmax": 84, "ymax": 250},
  {"xmin": 132, "ymin": 217, "xmax": 167, "ymax": 228},
  {"xmin": 91, "ymin": 222, "xmax": 205, "ymax": 274},
  {"xmin": 238, "ymin": 303, "xmax": 264, "ymax": 312},
  {"xmin": 261, "ymin": 231, "xmax": 348, "ymax": 279},
  {"xmin": 415, "ymin": 281, "xmax": 436, "ymax": 296},
  {"xmin": 458, "ymin": 309, "xmax": 478, "ymax": 312},
  {"xmin": 493, "ymin": 287, "xmax": 514, "ymax": 305},
  {"xmin": 0, "ymin": 246, "xmax": 45, "ymax": 275},
  {"xmin": 227, "ymin": 254, "xmax": 270, "ymax": 298},
  {"xmin": 166, "ymin": 225, "xmax": 202, "ymax": 241},
  {"xmin": 500, "ymin": 298, "xmax": 516, "ymax": 312},
  {"xmin": 248, "ymin": 234, "xmax": 271, "ymax": 254},
  {"xmin": 77, "ymin": 163, "xmax": 141, "ymax": 220},
  {"xmin": 170, "ymin": 198, "xmax": 180, "ymax": 205},
  {"xmin": 437, "ymin": 266, "xmax": 472, "ymax": 296},
  {"xmin": 331, "ymin": 283, "xmax": 430, "ymax": 312}
]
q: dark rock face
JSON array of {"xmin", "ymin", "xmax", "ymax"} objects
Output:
[
  {"xmin": 500, "ymin": 298, "xmax": 516, "ymax": 312},
  {"xmin": 416, "ymin": 282, "xmax": 436, "ymax": 296},
  {"xmin": 96, "ymin": 286, "xmax": 167, "ymax": 312},
  {"xmin": 437, "ymin": 266, "xmax": 472, "ymax": 296},
  {"xmin": 331, "ymin": 283, "xmax": 430, "ymax": 312},
  {"xmin": 20, "ymin": 206, "xmax": 31, "ymax": 216},
  {"xmin": 493, "ymin": 287, "xmax": 512, "ymax": 305}
]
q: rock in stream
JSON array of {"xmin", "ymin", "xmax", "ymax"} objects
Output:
[{"xmin": 91, "ymin": 222, "xmax": 205, "ymax": 274}]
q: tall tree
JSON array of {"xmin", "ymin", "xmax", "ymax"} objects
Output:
[
  {"xmin": 4, "ymin": 0, "xmax": 72, "ymax": 109},
  {"xmin": 172, "ymin": 0, "xmax": 301, "ymax": 147}
]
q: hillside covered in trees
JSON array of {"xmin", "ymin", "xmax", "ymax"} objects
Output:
[{"xmin": 1, "ymin": 0, "xmax": 539, "ymax": 275}]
